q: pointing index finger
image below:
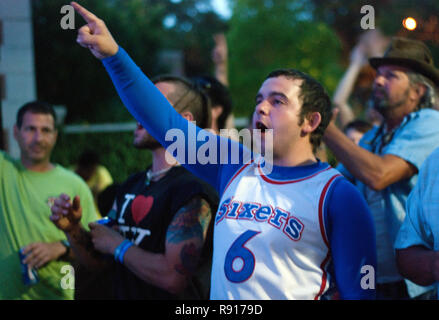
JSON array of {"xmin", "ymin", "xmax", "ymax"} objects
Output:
[{"xmin": 71, "ymin": 1, "xmax": 99, "ymax": 24}]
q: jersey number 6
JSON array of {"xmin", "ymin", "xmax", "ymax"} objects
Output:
[{"xmin": 224, "ymin": 230, "xmax": 260, "ymax": 283}]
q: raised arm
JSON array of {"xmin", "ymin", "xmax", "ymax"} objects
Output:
[
  {"xmin": 212, "ymin": 33, "xmax": 229, "ymax": 86},
  {"xmin": 324, "ymin": 107, "xmax": 439, "ymax": 191},
  {"xmin": 324, "ymin": 123, "xmax": 417, "ymax": 191},
  {"xmin": 332, "ymin": 44, "xmax": 367, "ymax": 128},
  {"xmin": 71, "ymin": 2, "xmax": 118, "ymax": 59},
  {"xmin": 71, "ymin": 2, "xmax": 249, "ymax": 189},
  {"xmin": 333, "ymin": 30, "xmax": 389, "ymax": 129}
]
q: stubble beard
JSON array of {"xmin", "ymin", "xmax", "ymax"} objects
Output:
[
  {"xmin": 133, "ymin": 135, "xmax": 161, "ymax": 150},
  {"xmin": 372, "ymin": 87, "xmax": 410, "ymax": 118}
]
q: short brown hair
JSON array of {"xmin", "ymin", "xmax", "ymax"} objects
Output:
[
  {"xmin": 265, "ymin": 69, "xmax": 332, "ymax": 153},
  {"xmin": 16, "ymin": 101, "xmax": 57, "ymax": 129}
]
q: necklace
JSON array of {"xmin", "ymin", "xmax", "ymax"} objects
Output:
[{"xmin": 145, "ymin": 166, "xmax": 177, "ymax": 186}]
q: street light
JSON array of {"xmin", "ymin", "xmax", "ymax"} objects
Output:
[{"xmin": 403, "ymin": 17, "xmax": 417, "ymax": 31}]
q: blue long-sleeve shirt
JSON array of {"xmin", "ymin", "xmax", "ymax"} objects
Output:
[{"xmin": 101, "ymin": 47, "xmax": 377, "ymax": 299}]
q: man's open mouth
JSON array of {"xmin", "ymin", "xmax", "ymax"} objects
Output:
[{"xmin": 255, "ymin": 121, "xmax": 268, "ymax": 132}]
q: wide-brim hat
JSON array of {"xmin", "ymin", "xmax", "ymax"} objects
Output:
[{"xmin": 369, "ymin": 37, "xmax": 439, "ymax": 87}]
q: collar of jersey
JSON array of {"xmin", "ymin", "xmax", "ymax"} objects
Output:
[{"xmin": 257, "ymin": 158, "xmax": 330, "ymax": 183}]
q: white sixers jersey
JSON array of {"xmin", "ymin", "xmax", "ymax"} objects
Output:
[{"xmin": 210, "ymin": 159, "xmax": 341, "ymax": 300}]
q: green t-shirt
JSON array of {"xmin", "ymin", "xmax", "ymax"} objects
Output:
[{"xmin": 0, "ymin": 151, "xmax": 97, "ymax": 300}]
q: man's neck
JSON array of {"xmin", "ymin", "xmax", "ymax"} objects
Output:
[
  {"xmin": 272, "ymin": 157, "xmax": 317, "ymax": 168},
  {"xmin": 384, "ymin": 109, "xmax": 413, "ymax": 131},
  {"xmin": 385, "ymin": 118, "xmax": 403, "ymax": 132},
  {"xmin": 150, "ymin": 147, "xmax": 176, "ymax": 173},
  {"xmin": 271, "ymin": 144, "xmax": 317, "ymax": 167},
  {"xmin": 21, "ymin": 158, "xmax": 55, "ymax": 172},
  {"xmin": 382, "ymin": 101, "xmax": 418, "ymax": 131}
]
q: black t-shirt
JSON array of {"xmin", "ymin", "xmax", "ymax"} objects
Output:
[{"xmin": 109, "ymin": 166, "xmax": 218, "ymax": 300}]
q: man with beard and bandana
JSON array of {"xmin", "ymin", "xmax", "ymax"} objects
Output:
[
  {"xmin": 50, "ymin": 76, "xmax": 219, "ymax": 300},
  {"xmin": 0, "ymin": 101, "xmax": 97, "ymax": 299},
  {"xmin": 324, "ymin": 37, "xmax": 439, "ymax": 299}
]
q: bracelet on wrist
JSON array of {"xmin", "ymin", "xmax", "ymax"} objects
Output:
[
  {"xmin": 114, "ymin": 239, "xmax": 133, "ymax": 264},
  {"xmin": 59, "ymin": 240, "xmax": 71, "ymax": 260}
]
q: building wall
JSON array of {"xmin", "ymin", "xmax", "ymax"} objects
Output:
[{"xmin": 0, "ymin": 0, "xmax": 36, "ymax": 157}]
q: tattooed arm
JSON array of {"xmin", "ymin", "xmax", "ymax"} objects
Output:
[{"xmin": 121, "ymin": 195, "xmax": 212, "ymax": 294}]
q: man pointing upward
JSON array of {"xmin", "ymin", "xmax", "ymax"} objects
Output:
[{"xmin": 62, "ymin": 2, "xmax": 377, "ymax": 300}]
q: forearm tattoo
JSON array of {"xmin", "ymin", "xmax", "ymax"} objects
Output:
[
  {"xmin": 167, "ymin": 198, "xmax": 212, "ymax": 244},
  {"xmin": 175, "ymin": 243, "xmax": 200, "ymax": 276},
  {"xmin": 167, "ymin": 197, "xmax": 212, "ymax": 276}
]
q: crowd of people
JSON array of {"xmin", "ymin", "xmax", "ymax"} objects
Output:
[{"xmin": 1, "ymin": 2, "xmax": 439, "ymax": 300}]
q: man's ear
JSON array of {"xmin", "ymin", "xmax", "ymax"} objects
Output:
[
  {"xmin": 411, "ymin": 83, "xmax": 427, "ymax": 102},
  {"xmin": 13, "ymin": 124, "xmax": 19, "ymax": 141},
  {"xmin": 302, "ymin": 112, "xmax": 322, "ymax": 134},
  {"xmin": 53, "ymin": 128, "xmax": 58, "ymax": 143},
  {"xmin": 211, "ymin": 105, "xmax": 223, "ymax": 121},
  {"xmin": 180, "ymin": 111, "xmax": 194, "ymax": 122}
]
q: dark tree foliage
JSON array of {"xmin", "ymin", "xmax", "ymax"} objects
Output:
[
  {"xmin": 32, "ymin": 0, "xmax": 226, "ymax": 182},
  {"xmin": 311, "ymin": 0, "xmax": 439, "ymax": 57},
  {"xmin": 227, "ymin": 0, "xmax": 343, "ymax": 117},
  {"xmin": 32, "ymin": 0, "xmax": 226, "ymax": 123}
]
